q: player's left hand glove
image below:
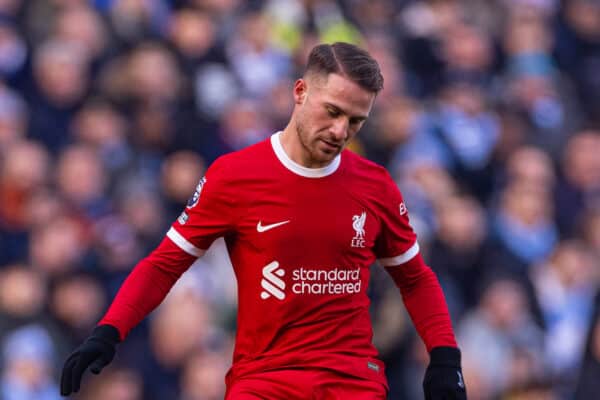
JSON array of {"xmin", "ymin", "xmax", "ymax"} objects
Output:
[{"xmin": 423, "ymin": 346, "xmax": 467, "ymax": 400}]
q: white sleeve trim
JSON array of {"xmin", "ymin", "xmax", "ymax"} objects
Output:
[
  {"xmin": 378, "ymin": 241, "xmax": 420, "ymax": 266},
  {"xmin": 166, "ymin": 227, "xmax": 205, "ymax": 257}
]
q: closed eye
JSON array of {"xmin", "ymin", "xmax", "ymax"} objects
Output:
[
  {"xmin": 327, "ymin": 107, "xmax": 340, "ymax": 118},
  {"xmin": 325, "ymin": 104, "xmax": 367, "ymax": 124}
]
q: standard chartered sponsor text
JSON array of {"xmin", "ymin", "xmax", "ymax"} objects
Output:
[{"xmin": 292, "ymin": 267, "xmax": 361, "ymax": 294}]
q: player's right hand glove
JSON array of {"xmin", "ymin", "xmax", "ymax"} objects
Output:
[
  {"xmin": 423, "ymin": 346, "xmax": 467, "ymax": 400},
  {"xmin": 60, "ymin": 324, "xmax": 120, "ymax": 396}
]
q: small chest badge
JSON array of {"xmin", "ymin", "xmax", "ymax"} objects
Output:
[{"xmin": 351, "ymin": 211, "xmax": 366, "ymax": 248}]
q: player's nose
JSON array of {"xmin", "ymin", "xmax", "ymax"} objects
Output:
[{"xmin": 329, "ymin": 118, "xmax": 349, "ymax": 142}]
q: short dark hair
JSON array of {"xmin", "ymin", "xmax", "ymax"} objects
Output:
[{"xmin": 305, "ymin": 42, "xmax": 384, "ymax": 93}]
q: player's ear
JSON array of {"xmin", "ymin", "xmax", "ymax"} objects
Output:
[{"xmin": 293, "ymin": 78, "xmax": 308, "ymax": 105}]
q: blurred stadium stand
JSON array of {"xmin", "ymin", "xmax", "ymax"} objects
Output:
[{"xmin": 1, "ymin": 0, "xmax": 600, "ymax": 399}]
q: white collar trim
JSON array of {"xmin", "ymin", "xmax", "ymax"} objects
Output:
[{"xmin": 270, "ymin": 132, "xmax": 341, "ymax": 178}]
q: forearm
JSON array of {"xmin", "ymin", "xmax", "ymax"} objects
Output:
[
  {"xmin": 385, "ymin": 253, "xmax": 457, "ymax": 351},
  {"xmin": 99, "ymin": 237, "xmax": 198, "ymax": 340}
]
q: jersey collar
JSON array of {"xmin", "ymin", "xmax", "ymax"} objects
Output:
[{"xmin": 271, "ymin": 132, "xmax": 341, "ymax": 178}]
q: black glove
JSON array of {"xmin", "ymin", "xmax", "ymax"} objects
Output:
[
  {"xmin": 60, "ymin": 324, "xmax": 120, "ymax": 396},
  {"xmin": 423, "ymin": 346, "xmax": 467, "ymax": 400}
]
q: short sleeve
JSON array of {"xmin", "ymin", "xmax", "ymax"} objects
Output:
[
  {"xmin": 167, "ymin": 157, "xmax": 238, "ymax": 256},
  {"xmin": 374, "ymin": 171, "xmax": 419, "ymax": 266}
]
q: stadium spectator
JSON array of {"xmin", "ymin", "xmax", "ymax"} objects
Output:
[
  {"xmin": 530, "ymin": 240, "xmax": 597, "ymax": 392},
  {"xmin": 1, "ymin": 324, "xmax": 61, "ymax": 400},
  {"xmin": 457, "ymin": 277, "xmax": 544, "ymax": 398}
]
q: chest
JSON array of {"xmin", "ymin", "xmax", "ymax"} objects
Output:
[{"xmin": 235, "ymin": 180, "xmax": 380, "ymax": 262}]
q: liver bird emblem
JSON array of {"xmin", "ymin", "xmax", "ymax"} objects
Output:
[{"xmin": 352, "ymin": 212, "xmax": 366, "ymax": 239}]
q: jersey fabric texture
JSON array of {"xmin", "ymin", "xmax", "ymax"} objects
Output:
[
  {"xmin": 224, "ymin": 368, "xmax": 387, "ymax": 399},
  {"xmin": 100, "ymin": 132, "xmax": 456, "ymax": 391}
]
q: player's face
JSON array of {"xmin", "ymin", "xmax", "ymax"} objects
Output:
[{"xmin": 293, "ymin": 73, "xmax": 375, "ymax": 167}]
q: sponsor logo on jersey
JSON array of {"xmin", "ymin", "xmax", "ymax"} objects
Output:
[
  {"xmin": 186, "ymin": 176, "xmax": 207, "ymax": 209},
  {"xmin": 292, "ymin": 267, "xmax": 361, "ymax": 294},
  {"xmin": 399, "ymin": 202, "xmax": 407, "ymax": 216},
  {"xmin": 256, "ymin": 220, "xmax": 290, "ymax": 233},
  {"xmin": 351, "ymin": 211, "xmax": 366, "ymax": 248},
  {"xmin": 261, "ymin": 261, "xmax": 286, "ymax": 300},
  {"xmin": 260, "ymin": 262, "xmax": 362, "ymax": 299}
]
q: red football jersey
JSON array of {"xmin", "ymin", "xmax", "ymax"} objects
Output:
[{"xmin": 167, "ymin": 132, "xmax": 421, "ymax": 387}]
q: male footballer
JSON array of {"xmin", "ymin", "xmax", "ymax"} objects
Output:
[{"xmin": 61, "ymin": 42, "xmax": 467, "ymax": 400}]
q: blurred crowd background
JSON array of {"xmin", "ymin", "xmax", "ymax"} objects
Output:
[{"xmin": 0, "ymin": 0, "xmax": 599, "ymax": 399}]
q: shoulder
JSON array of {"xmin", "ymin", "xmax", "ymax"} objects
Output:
[
  {"xmin": 340, "ymin": 150, "xmax": 406, "ymax": 214},
  {"xmin": 208, "ymin": 138, "xmax": 272, "ymax": 180},
  {"xmin": 342, "ymin": 150, "xmax": 396, "ymax": 188}
]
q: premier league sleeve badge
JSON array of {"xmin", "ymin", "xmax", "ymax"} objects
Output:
[{"xmin": 186, "ymin": 176, "xmax": 207, "ymax": 209}]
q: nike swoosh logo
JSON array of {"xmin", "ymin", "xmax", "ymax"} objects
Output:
[
  {"xmin": 257, "ymin": 220, "xmax": 290, "ymax": 233},
  {"xmin": 457, "ymin": 371, "xmax": 465, "ymax": 389}
]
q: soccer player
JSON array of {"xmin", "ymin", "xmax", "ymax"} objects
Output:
[{"xmin": 61, "ymin": 42, "xmax": 467, "ymax": 399}]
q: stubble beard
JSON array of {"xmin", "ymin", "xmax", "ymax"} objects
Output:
[{"xmin": 295, "ymin": 116, "xmax": 338, "ymax": 168}]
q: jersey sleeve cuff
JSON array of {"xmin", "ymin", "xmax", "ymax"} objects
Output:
[
  {"xmin": 378, "ymin": 241, "xmax": 420, "ymax": 266},
  {"xmin": 166, "ymin": 227, "xmax": 205, "ymax": 257}
]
